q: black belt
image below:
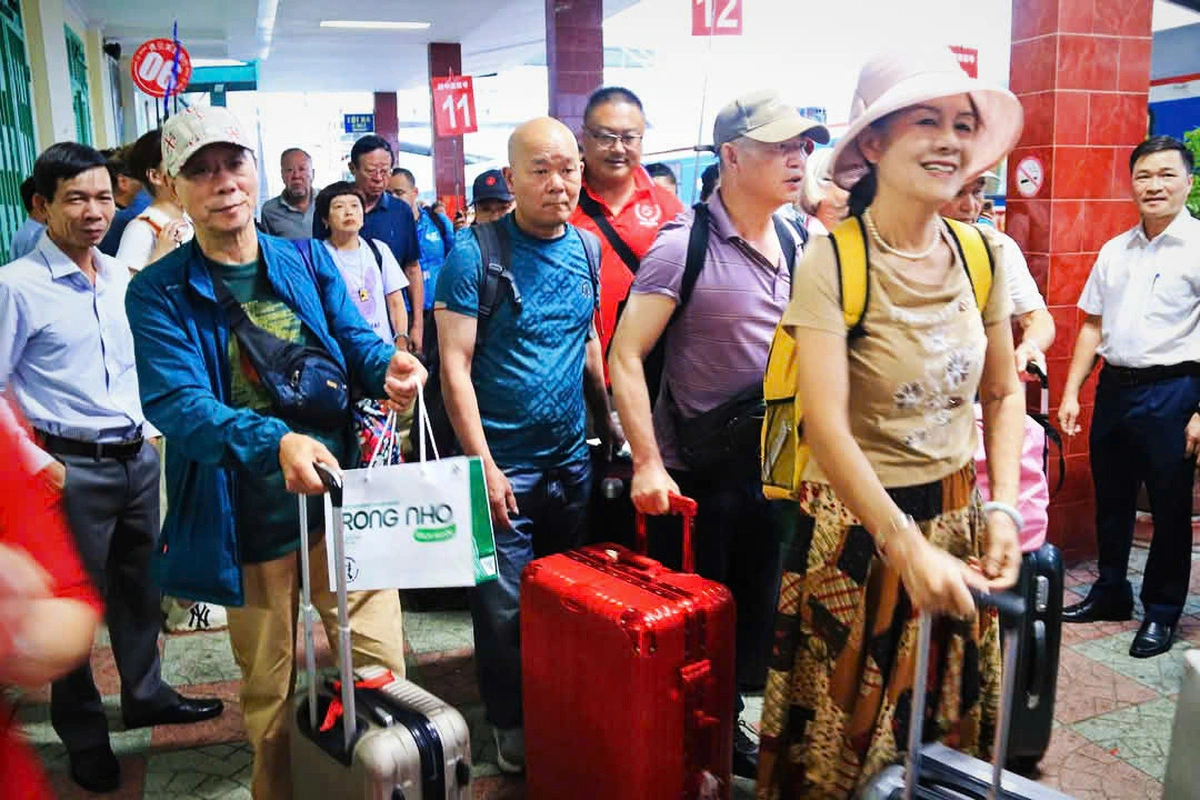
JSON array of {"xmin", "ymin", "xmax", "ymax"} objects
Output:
[
  {"xmin": 37, "ymin": 431, "xmax": 144, "ymax": 461},
  {"xmin": 1101, "ymin": 362, "xmax": 1200, "ymax": 388}
]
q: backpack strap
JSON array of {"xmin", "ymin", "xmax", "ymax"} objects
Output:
[
  {"xmin": 573, "ymin": 225, "xmax": 602, "ymax": 314},
  {"xmin": 136, "ymin": 212, "xmax": 165, "ymax": 237},
  {"xmin": 473, "ymin": 219, "xmax": 518, "ymax": 329},
  {"xmin": 772, "ymin": 215, "xmax": 798, "ymax": 277},
  {"xmin": 578, "ymin": 188, "xmax": 641, "ymax": 275},
  {"xmin": 943, "ymin": 218, "xmax": 995, "ymax": 311},
  {"xmin": 671, "ymin": 202, "xmax": 711, "ymax": 324},
  {"xmin": 363, "ymin": 237, "xmax": 384, "ymax": 271},
  {"xmin": 829, "ymin": 215, "xmax": 871, "ymax": 336}
]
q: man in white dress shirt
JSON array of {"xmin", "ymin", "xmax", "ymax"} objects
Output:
[{"xmin": 1059, "ymin": 136, "xmax": 1200, "ymax": 659}]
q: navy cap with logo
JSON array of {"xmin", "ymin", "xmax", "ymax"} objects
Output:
[{"xmin": 472, "ymin": 169, "xmax": 513, "ymax": 204}]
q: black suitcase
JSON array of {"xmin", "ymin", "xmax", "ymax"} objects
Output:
[
  {"xmin": 588, "ymin": 445, "xmax": 637, "ymax": 549},
  {"xmin": 858, "ymin": 592, "xmax": 1075, "ymax": 800},
  {"xmin": 1006, "ymin": 542, "xmax": 1064, "ymax": 773}
]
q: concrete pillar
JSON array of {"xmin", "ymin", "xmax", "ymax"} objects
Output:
[
  {"xmin": 427, "ymin": 43, "xmax": 467, "ymax": 217},
  {"xmin": 19, "ymin": 0, "xmax": 76, "ymax": 148},
  {"xmin": 1006, "ymin": 0, "xmax": 1155, "ymax": 558},
  {"xmin": 373, "ymin": 91, "xmax": 400, "ymax": 159},
  {"xmin": 84, "ymin": 28, "xmax": 116, "ymax": 148},
  {"xmin": 545, "ymin": 0, "xmax": 603, "ymax": 133}
]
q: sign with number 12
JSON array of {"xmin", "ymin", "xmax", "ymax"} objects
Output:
[
  {"xmin": 693, "ymin": 0, "xmax": 742, "ymax": 36},
  {"xmin": 431, "ymin": 75, "xmax": 478, "ymax": 137}
]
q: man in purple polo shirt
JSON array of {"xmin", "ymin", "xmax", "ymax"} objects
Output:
[{"xmin": 609, "ymin": 91, "xmax": 827, "ymax": 779}]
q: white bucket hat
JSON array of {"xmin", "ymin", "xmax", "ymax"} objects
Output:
[{"xmin": 830, "ymin": 47, "xmax": 1024, "ymax": 191}]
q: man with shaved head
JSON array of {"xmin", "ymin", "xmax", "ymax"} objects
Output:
[{"xmin": 435, "ymin": 117, "xmax": 618, "ymax": 773}]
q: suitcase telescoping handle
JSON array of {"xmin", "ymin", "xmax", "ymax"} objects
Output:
[
  {"xmin": 634, "ymin": 492, "xmax": 699, "ymax": 573},
  {"xmin": 905, "ymin": 591, "xmax": 1025, "ymax": 800},
  {"xmin": 297, "ymin": 462, "xmax": 357, "ymax": 754}
]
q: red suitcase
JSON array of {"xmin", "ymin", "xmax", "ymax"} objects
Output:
[{"xmin": 521, "ymin": 494, "xmax": 736, "ymax": 800}]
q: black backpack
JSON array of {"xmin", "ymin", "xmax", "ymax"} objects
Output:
[
  {"xmin": 609, "ymin": 203, "xmax": 804, "ymax": 405},
  {"xmin": 420, "ymin": 217, "xmax": 602, "ymax": 456}
]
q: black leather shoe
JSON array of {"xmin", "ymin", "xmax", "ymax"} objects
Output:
[
  {"xmin": 123, "ymin": 696, "xmax": 224, "ymax": 729},
  {"xmin": 1062, "ymin": 589, "xmax": 1134, "ymax": 623},
  {"xmin": 69, "ymin": 743, "xmax": 120, "ymax": 793},
  {"xmin": 732, "ymin": 720, "xmax": 759, "ymax": 780},
  {"xmin": 1130, "ymin": 620, "xmax": 1176, "ymax": 659}
]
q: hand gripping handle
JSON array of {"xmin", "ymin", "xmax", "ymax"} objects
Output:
[{"xmin": 635, "ymin": 493, "xmax": 699, "ymax": 573}]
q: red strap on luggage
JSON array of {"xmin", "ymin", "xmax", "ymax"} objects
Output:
[
  {"xmin": 318, "ymin": 669, "xmax": 395, "ymax": 732},
  {"xmin": 634, "ymin": 492, "xmax": 698, "ymax": 572}
]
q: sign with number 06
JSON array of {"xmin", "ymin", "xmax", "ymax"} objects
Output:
[
  {"xmin": 692, "ymin": 0, "xmax": 742, "ymax": 36},
  {"xmin": 431, "ymin": 75, "xmax": 478, "ymax": 138},
  {"xmin": 130, "ymin": 38, "xmax": 192, "ymax": 99}
]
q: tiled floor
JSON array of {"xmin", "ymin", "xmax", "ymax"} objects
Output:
[{"xmin": 17, "ymin": 547, "xmax": 1196, "ymax": 799}]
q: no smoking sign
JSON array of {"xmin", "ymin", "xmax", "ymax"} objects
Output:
[{"xmin": 1015, "ymin": 156, "xmax": 1044, "ymax": 198}]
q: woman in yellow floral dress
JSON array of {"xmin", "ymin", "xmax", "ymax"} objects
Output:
[{"xmin": 756, "ymin": 47, "xmax": 1028, "ymax": 799}]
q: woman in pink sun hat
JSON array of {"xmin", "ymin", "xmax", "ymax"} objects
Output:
[{"xmin": 755, "ymin": 47, "xmax": 1027, "ymax": 798}]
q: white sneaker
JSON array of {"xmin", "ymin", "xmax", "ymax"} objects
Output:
[
  {"xmin": 162, "ymin": 597, "xmax": 228, "ymax": 633},
  {"xmin": 493, "ymin": 726, "xmax": 525, "ymax": 774}
]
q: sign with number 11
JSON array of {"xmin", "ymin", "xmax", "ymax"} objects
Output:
[
  {"xmin": 692, "ymin": 0, "xmax": 742, "ymax": 36},
  {"xmin": 431, "ymin": 75, "xmax": 478, "ymax": 137}
]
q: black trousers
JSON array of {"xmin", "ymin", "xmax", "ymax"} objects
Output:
[
  {"xmin": 646, "ymin": 458, "xmax": 787, "ymax": 704},
  {"xmin": 1090, "ymin": 371, "xmax": 1200, "ymax": 624},
  {"xmin": 50, "ymin": 442, "xmax": 176, "ymax": 752}
]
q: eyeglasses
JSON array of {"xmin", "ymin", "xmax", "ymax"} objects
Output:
[
  {"xmin": 357, "ymin": 167, "xmax": 392, "ymax": 179},
  {"xmin": 586, "ymin": 128, "xmax": 644, "ymax": 149}
]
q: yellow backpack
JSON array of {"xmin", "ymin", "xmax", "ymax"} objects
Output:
[{"xmin": 760, "ymin": 216, "xmax": 996, "ymax": 500}]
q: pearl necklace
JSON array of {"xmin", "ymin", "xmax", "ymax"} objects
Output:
[{"xmin": 863, "ymin": 209, "xmax": 943, "ymax": 261}]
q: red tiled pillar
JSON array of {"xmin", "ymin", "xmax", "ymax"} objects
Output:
[
  {"xmin": 428, "ymin": 42, "xmax": 468, "ymax": 217},
  {"xmin": 546, "ymin": 0, "xmax": 604, "ymax": 133},
  {"xmin": 373, "ymin": 92, "xmax": 400, "ymax": 158},
  {"xmin": 1006, "ymin": 0, "xmax": 1154, "ymax": 558}
]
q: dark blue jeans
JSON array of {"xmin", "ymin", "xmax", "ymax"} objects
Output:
[
  {"xmin": 470, "ymin": 458, "xmax": 592, "ymax": 729},
  {"xmin": 1090, "ymin": 372, "xmax": 1200, "ymax": 624}
]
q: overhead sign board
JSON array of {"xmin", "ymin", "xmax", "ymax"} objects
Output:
[
  {"xmin": 693, "ymin": 0, "xmax": 742, "ymax": 36},
  {"xmin": 343, "ymin": 113, "xmax": 375, "ymax": 134},
  {"xmin": 130, "ymin": 38, "xmax": 192, "ymax": 98},
  {"xmin": 431, "ymin": 76, "xmax": 478, "ymax": 137},
  {"xmin": 950, "ymin": 45, "xmax": 979, "ymax": 79}
]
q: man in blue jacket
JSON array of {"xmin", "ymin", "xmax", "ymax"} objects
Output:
[{"xmin": 127, "ymin": 106, "xmax": 425, "ymax": 799}]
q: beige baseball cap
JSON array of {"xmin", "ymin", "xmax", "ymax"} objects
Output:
[
  {"xmin": 161, "ymin": 105, "xmax": 253, "ymax": 177},
  {"xmin": 712, "ymin": 91, "xmax": 830, "ymax": 149}
]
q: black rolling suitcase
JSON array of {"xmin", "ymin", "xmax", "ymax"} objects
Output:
[
  {"xmin": 1005, "ymin": 363, "xmax": 1065, "ymax": 773},
  {"xmin": 1007, "ymin": 543, "xmax": 1063, "ymax": 772},
  {"xmin": 858, "ymin": 592, "xmax": 1074, "ymax": 800}
]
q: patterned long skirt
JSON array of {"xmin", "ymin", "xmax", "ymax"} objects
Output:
[{"xmin": 755, "ymin": 462, "xmax": 1003, "ymax": 799}]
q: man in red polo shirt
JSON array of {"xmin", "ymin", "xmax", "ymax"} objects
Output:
[
  {"xmin": 0, "ymin": 402, "xmax": 103, "ymax": 799},
  {"xmin": 570, "ymin": 87, "xmax": 684, "ymax": 365}
]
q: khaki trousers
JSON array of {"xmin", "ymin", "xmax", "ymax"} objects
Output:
[{"xmin": 225, "ymin": 535, "xmax": 405, "ymax": 799}]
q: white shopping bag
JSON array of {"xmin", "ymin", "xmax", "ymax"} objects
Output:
[{"xmin": 325, "ymin": 389, "xmax": 497, "ymax": 591}]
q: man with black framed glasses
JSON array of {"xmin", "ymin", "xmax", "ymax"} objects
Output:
[
  {"xmin": 569, "ymin": 87, "xmax": 684, "ymax": 369},
  {"xmin": 314, "ymin": 135, "xmax": 425, "ymax": 354}
]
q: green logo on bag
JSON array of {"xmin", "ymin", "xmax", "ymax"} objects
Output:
[{"xmin": 408, "ymin": 504, "xmax": 457, "ymax": 543}]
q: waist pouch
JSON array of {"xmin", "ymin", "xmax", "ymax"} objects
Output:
[
  {"xmin": 672, "ymin": 382, "xmax": 764, "ymax": 472},
  {"xmin": 212, "ymin": 274, "xmax": 350, "ymax": 431}
]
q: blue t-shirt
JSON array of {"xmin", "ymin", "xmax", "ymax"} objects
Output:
[
  {"xmin": 435, "ymin": 216, "xmax": 596, "ymax": 472},
  {"xmin": 416, "ymin": 208, "xmax": 454, "ymax": 310}
]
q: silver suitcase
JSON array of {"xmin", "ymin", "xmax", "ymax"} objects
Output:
[
  {"xmin": 290, "ymin": 463, "xmax": 472, "ymax": 799},
  {"xmin": 858, "ymin": 592, "xmax": 1074, "ymax": 800},
  {"xmin": 1164, "ymin": 649, "xmax": 1200, "ymax": 799}
]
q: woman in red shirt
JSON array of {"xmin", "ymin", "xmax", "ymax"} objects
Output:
[{"xmin": 0, "ymin": 410, "xmax": 102, "ymax": 798}]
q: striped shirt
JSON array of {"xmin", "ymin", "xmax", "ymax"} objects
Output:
[{"xmin": 631, "ymin": 191, "xmax": 795, "ymax": 470}]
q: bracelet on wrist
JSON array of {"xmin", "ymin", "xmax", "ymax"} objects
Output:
[
  {"xmin": 982, "ymin": 500, "xmax": 1024, "ymax": 533},
  {"xmin": 393, "ymin": 332, "xmax": 409, "ymax": 344},
  {"xmin": 876, "ymin": 513, "xmax": 915, "ymax": 565}
]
